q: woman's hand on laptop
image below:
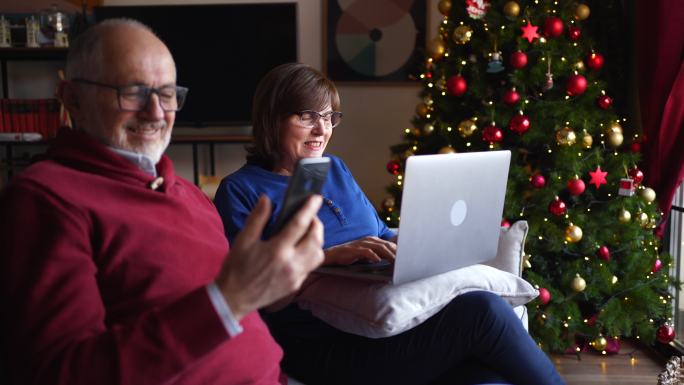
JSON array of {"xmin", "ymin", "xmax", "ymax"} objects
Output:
[{"xmin": 323, "ymin": 236, "xmax": 396, "ymax": 266}]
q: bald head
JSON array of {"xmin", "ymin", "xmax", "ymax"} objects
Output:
[{"xmin": 66, "ymin": 19, "xmax": 175, "ymax": 82}]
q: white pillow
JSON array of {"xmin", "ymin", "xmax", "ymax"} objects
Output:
[
  {"xmin": 298, "ymin": 266, "xmax": 537, "ymax": 338},
  {"xmin": 484, "ymin": 220, "xmax": 529, "ymax": 276},
  {"xmin": 296, "ymin": 221, "xmax": 536, "ymax": 338}
]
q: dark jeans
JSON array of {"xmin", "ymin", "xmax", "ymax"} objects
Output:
[{"xmin": 266, "ymin": 291, "xmax": 565, "ymax": 385}]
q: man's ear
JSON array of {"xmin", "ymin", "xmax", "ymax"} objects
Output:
[
  {"xmin": 57, "ymin": 80, "xmax": 79, "ymax": 109},
  {"xmin": 57, "ymin": 80, "xmax": 82, "ymax": 120}
]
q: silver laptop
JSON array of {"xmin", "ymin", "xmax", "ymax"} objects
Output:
[{"xmin": 316, "ymin": 150, "xmax": 511, "ymax": 285}]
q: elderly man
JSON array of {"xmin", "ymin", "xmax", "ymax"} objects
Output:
[{"xmin": 0, "ymin": 19, "xmax": 323, "ymax": 385}]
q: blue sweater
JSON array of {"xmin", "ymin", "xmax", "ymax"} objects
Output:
[{"xmin": 214, "ymin": 155, "xmax": 394, "ymax": 248}]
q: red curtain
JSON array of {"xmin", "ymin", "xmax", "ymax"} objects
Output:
[{"xmin": 635, "ymin": 0, "xmax": 684, "ymax": 234}]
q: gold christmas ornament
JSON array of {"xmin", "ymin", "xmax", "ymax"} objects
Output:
[
  {"xmin": 410, "ymin": 127, "xmax": 422, "ymax": 137},
  {"xmin": 618, "ymin": 208, "xmax": 632, "ymax": 223},
  {"xmin": 555, "ymin": 126, "xmax": 577, "ymax": 146},
  {"xmin": 457, "ymin": 119, "xmax": 478, "ymax": 137},
  {"xmin": 592, "ymin": 336, "xmax": 608, "ymax": 351},
  {"xmin": 565, "ymin": 223, "xmax": 583, "ymax": 243},
  {"xmin": 573, "ymin": 3, "xmax": 591, "ymax": 21},
  {"xmin": 452, "ymin": 25, "xmax": 473, "ymax": 45},
  {"xmin": 426, "ymin": 37, "xmax": 446, "ymax": 60},
  {"xmin": 416, "ymin": 103, "xmax": 430, "ymax": 118},
  {"xmin": 636, "ymin": 211, "xmax": 649, "ymax": 226},
  {"xmin": 607, "ymin": 131, "xmax": 624, "ymax": 148},
  {"xmin": 571, "ymin": 274, "xmax": 587, "ymax": 292},
  {"xmin": 640, "ymin": 187, "xmax": 656, "ymax": 203},
  {"xmin": 438, "ymin": 145, "xmax": 456, "ymax": 154},
  {"xmin": 438, "ymin": 0, "xmax": 452, "ymax": 16},
  {"xmin": 604, "ymin": 121, "xmax": 623, "ymax": 135},
  {"xmin": 382, "ymin": 197, "xmax": 395, "ymax": 209},
  {"xmin": 503, "ymin": 1, "xmax": 520, "ymax": 19},
  {"xmin": 581, "ymin": 130, "xmax": 593, "ymax": 149},
  {"xmin": 423, "ymin": 123, "xmax": 435, "ymax": 135},
  {"xmin": 435, "ymin": 77, "xmax": 447, "ymax": 91},
  {"xmin": 574, "ymin": 60, "xmax": 585, "ymax": 71}
]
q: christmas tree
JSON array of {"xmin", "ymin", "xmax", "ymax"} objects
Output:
[{"xmin": 380, "ymin": 0, "xmax": 677, "ymax": 353}]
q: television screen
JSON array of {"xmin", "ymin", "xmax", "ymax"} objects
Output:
[{"xmin": 94, "ymin": 4, "xmax": 298, "ymax": 127}]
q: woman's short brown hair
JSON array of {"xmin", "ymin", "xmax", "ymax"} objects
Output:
[{"xmin": 247, "ymin": 63, "xmax": 340, "ymax": 170}]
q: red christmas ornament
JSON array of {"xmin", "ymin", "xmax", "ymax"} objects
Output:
[
  {"xmin": 520, "ymin": 21, "xmax": 540, "ymax": 43},
  {"xmin": 630, "ymin": 141, "xmax": 642, "ymax": 153},
  {"xmin": 446, "ymin": 75, "xmax": 468, "ymax": 96},
  {"xmin": 482, "ymin": 124, "xmax": 503, "ymax": 143},
  {"xmin": 501, "ymin": 218, "xmax": 511, "ymax": 228},
  {"xmin": 503, "ymin": 88, "xmax": 520, "ymax": 105},
  {"xmin": 538, "ymin": 288, "xmax": 551, "ymax": 305},
  {"xmin": 605, "ymin": 338, "xmax": 621, "ymax": 354},
  {"xmin": 589, "ymin": 166, "xmax": 608, "ymax": 188},
  {"xmin": 543, "ymin": 16, "xmax": 564, "ymax": 38},
  {"xmin": 567, "ymin": 26, "xmax": 581, "ymax": 41},
  {"xmin": 531, "ymin": 174, "xmax": 546, "ymax": 188},
  {"xmin": 509, "ymin": 50, "xmax": 528, "ymax": 69},
  {"xmin": 548, "ymin": 197, "xmax": 567, "ymax": 216},
  {"xmin": 386, "ymin": 160, "xmax": 401, "ymax": 175},
  {"xmin": 508, "ymin": 114, "xmax": 530, "ymax": 134},
  {"xmin": 567, "ymin": 177, "xmax": 586, "ymax": 196},
  {"xmin": 628, "ymin": 167, "xmax": 644, "ymax": 186},
  {"xmin": 596, "ymin": 94, "xmax": 612, "ymax": 109},
  {"xmin": 586, "ymin": 52, "xmax": 605, "ymax": 71},
  {"xmin": 652, "ymin": 258, "xmax": 663, "ymax": 273},
  {"xmin": 587, "ymin": 313, "xmax": 598, "ymax": 326},
  {"xmin": 597, "ymin": 245, "xmax": 611, "ymax": 261},
  {"xmin": 657, "ymin": 324, "xmax": 676, "ymax": 344},
  {"xmin": 566, "ymin": 74, "xmax": 587, "ymax": 96}
]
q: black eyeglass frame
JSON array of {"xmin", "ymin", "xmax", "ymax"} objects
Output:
[
  {"xmin": 295, "ymin": 110, "xmax": 343, "ymax": 128},
  {"xmin": 71, "ymin": 78, "xmax": 189, "ymax": 112}
]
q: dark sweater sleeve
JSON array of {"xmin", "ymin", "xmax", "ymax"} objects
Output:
[{"xmin": 0, "ymin": 181, "xmax": 230, "ymax": 385}]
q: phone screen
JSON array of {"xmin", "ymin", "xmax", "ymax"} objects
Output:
[{"xmin": 271, "ymin": 157, "xmax": 330, "ymax": 235}]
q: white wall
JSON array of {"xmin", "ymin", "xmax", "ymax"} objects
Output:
[{"xmin": 10, "ymin": 0, "xmax": 442, "ymax": 206}]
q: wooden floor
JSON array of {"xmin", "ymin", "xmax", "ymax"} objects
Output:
[{"xmin": 551, "ymin": 340, "xmax": 666, "ymax": 385}]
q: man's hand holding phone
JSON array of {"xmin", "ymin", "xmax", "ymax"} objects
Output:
[{"xmin": 216, "ymin": 194, "xmax": 325, "ymax": 321}]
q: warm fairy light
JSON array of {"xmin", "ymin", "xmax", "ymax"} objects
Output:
[
  {"xmin": 444, "ymin": 53, "xmax": 449, "ymax": 57},
  {"xmin": 420, "ymin": 74, "xmax": 425, "ymax": 79},
  {"xmin": 466, "ymin": 142, "xmax": 472, "ymax": 147},
  {"xmin": 541, "ymin": 314, "xmax": 547, "ymax": 319},
  {"xmin": 565, "ymin": 96, "xmax": 570, "ymax": 100},
  {"xmin": 539, "ymin": 37, "xmax": 546, "ymax": 44},
  {"xmin": 587, "ymin": 208, "xmax": 591, "ymax": 212},
  {"xmin": 563, "ymin": 322, "xmax": 568, "ymax": 327},
  {"xmin": 404, "ymin": 128, "xmax": 410, "ymax": 133},
  {"xmin": 561, "ymin": 57, "xmax": 566, "ymax": 61},
  {"xmin": 650, "ymin": 319, "xmax": 654, "ymax": 323},
  {"xmin": 544, "ymin": 218, "xmax": 548, "ymax": 222},
  {"xmin": 397, "ymin": 181, "xmax": 402, "ymax": 186},
  {"xmin": 573, "ymin": 43, "xmax": 578, "ymax": 47},
  {"xmin": 602, "ymin": 351, "xmax": 607, "ymax": 355},
  {"xmin": 583, "ymin": 319, "xmax": 588, "ymax": 323},
  {"xmin": 489, "ymin": 144, "xmax": 494, "ymax": 149},
  {"xmin": 428, "ymin": 83, "xmax": 433, "ymax": 88},
  {"xmin": 386, "ymin": 217, "xmax": 390, "ymax": 221},
  {"xmin": 584, "ymin": 257, "xmax": 589, "ymax": 261},
  {"xmin": 447, "ymin": 126, "xmax": 452, "ymax": 132},
  {"xmin": 525, "ymin": 99, "xmax": 530, "ymax": 104},
  {"xmin": 461, "ymin": 60, "xmax": 466, "ymax": 65},
  {"xmin": 426, "ymin": 114, "xmax": 431, "ymax": 119},
  {"xmin": 412, "ymin": 146, "xmax": 417, "ymax": 151},
  {"xmin": 547, "ymin": 148, "xmax": 552, "ymax": 153},
  {"xmin": 441, "ymin": 92, "xmax": 446, "ymax": 96},
  {"xmin": 567, "ymin": 316, "xmax": 572, "ymax": 320},
  {"xmin": 397, "ymin": 175, "xmax": 402, "ymax": 180}
]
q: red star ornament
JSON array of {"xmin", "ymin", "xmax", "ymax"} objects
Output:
[
  {"xmin": 589, "ymin": 166, "xmax": 608, "ymax": 188},
  {"xmin": 521, "ymin": 21, "xmax": 540, "ymax": 43}
]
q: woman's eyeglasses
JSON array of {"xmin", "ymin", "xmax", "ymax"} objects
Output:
[{"xmin": 295, "ymin": 110, "xmax": 343, "ymax": 128}]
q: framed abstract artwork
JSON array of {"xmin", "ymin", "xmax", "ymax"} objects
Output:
[{"xmin": 324, "ymin": 0, "xmax": 426, "ymax": 83}]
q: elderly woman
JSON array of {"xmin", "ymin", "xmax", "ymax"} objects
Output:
[{"xmin": 214, "ymin": 63, "xmax": 564, "ymax": 385}]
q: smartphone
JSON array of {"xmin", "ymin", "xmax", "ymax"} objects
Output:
[{"xmin": 271, "ymin": 157, "xmax": 331, "ymax": 235}]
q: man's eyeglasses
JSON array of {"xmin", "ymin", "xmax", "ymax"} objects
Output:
[
  {"xmin": 295, "ymin": 110, "xmax": 343, "ymax": 128},
  {"xmin": 72, "ymin": 78, "xmax": 189, "ymax": 112}
]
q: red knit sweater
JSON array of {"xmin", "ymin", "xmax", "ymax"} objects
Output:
[{"xmin": 0, "ymin": 130, "xmax": 284, "ymax": 385}]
